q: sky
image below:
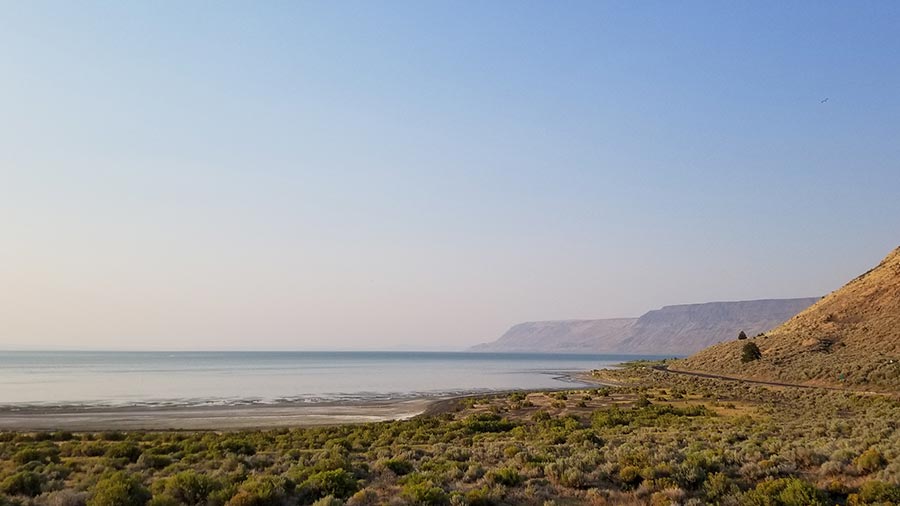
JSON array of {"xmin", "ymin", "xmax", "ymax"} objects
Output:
[{"xmin": 1, "ymin": 1, "xmax": 899, "ymax": 351}]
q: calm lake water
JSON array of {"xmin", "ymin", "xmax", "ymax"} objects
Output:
[{"xmin": 0, "ymin": 351, "xmax": 663, "ymax": 408}]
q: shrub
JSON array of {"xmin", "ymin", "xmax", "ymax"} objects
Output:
[
  {"xmin": 738, "ymin": 330, "xmax": 748, "ymax": 340},
  {"xmin": 532, "ymin": 410, "xmax": 551, "ymax": 422},
  {"xmin": 465, "ymin": 486, "xmax": 498, "ymax": 506},
  {"xmin": 849, "ymin": 480, "xmax": 900, "ymax": 504},
  {"xmin": 13, "ymin": 446, "xmax": 60, "ymax": 465},
  {"xmin": 227, "ymin": 475, "xmax": 288, "ymax": 506},
  {"xmin": 44, "ymin": 489, "xmax": 88, "ymax": 506},
  {"xmin": 463, "ymin": 413, "xmax": 516, "ymax": 433},
  {"xmin": 161, "ymin": 471, "xmax": 221, "ymax": 505},
  {"xmin": 487, "ymin": 467, "xmax": 522, "ymax": 487},
  {"xmin": 382, "ymin": 458, "xmax": 413, "ymax": 476},
  {"xmin": 0, "ymin": 471, "xmax": 45, "ymax": 497},
  {"xmin": 346, "ymin": 489, "xmax": 378, "ymax": 506},
  {"xmin": 401, "ymin": 479, "xmax": 447, "ymax": 505},
  {"xmin": 106, "ymin": 442, "xmax": 142, "ymax": 462},
  {"xmin": 88, "ymin": 472, "xmax": 151, "ymax": 506},
  {"xmin": 217, "ymin": 438, "xmax": 256, "ymax": 456},
  {"xmin": 592, "ymin": 406, "xmax": 631, "ymax": 428},
  {"xmin": 743, "ymin": 477, "xmax": 825, "ymax": 506},
  {"xmin": 618, "ymin": 466, "xmax": 643, "ymax": 489},
  {"xmin": 311, "ymin": 496, "xmax": 344, "ymax": 506},
  {"xmin": 854, "ymin": 448, "xmax": 886, "ymax": 474},
  {"xmin": 147, "ymin": 496, "xmax": 180, "ymax": 506},
  {"xmin": 742, "ymin": 342, "xmax": 762, "ymax": 363},
  {"xmin": 137, "ymin": 452, "xmax": 172, "ymax": 470},
  {"xmin": 301, "ymin": 469, "xmax": 358, "ymax": 501},
  {"xmin": 703, "ymin": 472, "xmax": 738, "ymax": 502}
]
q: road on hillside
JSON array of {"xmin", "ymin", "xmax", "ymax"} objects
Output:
[{"xmin": 652, "ymin": 365, "xmax": 891, "ymax": 396}]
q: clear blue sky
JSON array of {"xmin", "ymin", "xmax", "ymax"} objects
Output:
[{"xmin": 2, "ymin": 2, "xmax": 898, "ymax": 350}]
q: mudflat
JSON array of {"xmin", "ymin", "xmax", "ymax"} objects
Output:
[{"xmin": 0, "ymin": 398, "xmax": 434, "ymax": 431}]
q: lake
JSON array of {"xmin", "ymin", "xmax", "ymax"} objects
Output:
[{"xmin": 0, "ymin": 351, "xmax": 664, "ymax": 408}]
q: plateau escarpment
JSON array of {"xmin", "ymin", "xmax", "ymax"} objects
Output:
[{"xmin": 471, "ymin": 298, "xmax": 818, "ymax": 356}]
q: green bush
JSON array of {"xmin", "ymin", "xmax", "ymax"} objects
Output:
[
  {"xmin": 854, "ymin": 448, "xmax": 886, "ymax": 474},
  {"xmin": 849, "ymin": 480, "xmax": 900, "ymax": 504},
  {"xmin": 618, "ymin": 466, "xmax": 643, "ymax": 489},
  {"xmin": 217, "ymin": 438, "xmax": 256, "ymax": 456},
  {"xmin": 463, "ymin": 413, "xmax": 516, "ymax": 433},
  {"xmin": 301, "ymin": 469, "xmax": 358, "ymax": 500},
  {"xmin": 88, "ymin": 472, "xmax": 151, "ymax": 506},
  {"xmin": 401, "ymin": 479, "xmax": 447, "ymax": 505},
  {"xmin": 106, "ymin": 442, "xmax": 142, "ymax": 462},
  {"xmin": 487, "ymin": 467, "xmax": 522, "ymax": 487},
  {"xmin": 147, "ymin": 495, "xmax": 180, "ymax": 506},
  {"xmin": 743, "ymin": 477, "xmax": 825, "ymax": 506},
  {"xmin": 465, "ymin": 486, "xmax": 498, "ymax": 506},
  {"xmin": 160, "ymin": 471, "xmax": 221, "ymax": 505},
  {"xmin": 532, "ymin": 410, "xmax": 551, "ymax": 422},
  {"xmin": 311, "ymin": 495, "xmax": 344, "ymax": 506},
  {"xmin": 703, "ymin": 472, "xmax": 738, "ymax": 502},
  {"xmin": 227, "ymin": 475, "xmax": 288, "ymax": 506},
  {"xmin": 13, "ymin": 446, "xmax": 60, "ymax": 465},
  {"xmin": 0, "ymin": 471, "xmax": 45, "ymax": 497},
  {"xmin": 137, "ymin": 452, "xmax": 173, "ymax": 470}
]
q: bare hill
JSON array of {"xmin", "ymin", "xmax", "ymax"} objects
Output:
[
  {"xmin": 679, "ymin": 246, "xmax": 900, "ymax": 391},
  {"xmin": 470, "ymin": 298, "xmax": 818, "ymax": 355}
]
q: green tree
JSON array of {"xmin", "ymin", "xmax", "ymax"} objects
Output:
[
  {"xmin": 742, "ymin": 342, "xmax": 762, "ymax": 362},
  {"xmin": 738, "ymin": 330, "xmax": 748, "ymax": 340}
]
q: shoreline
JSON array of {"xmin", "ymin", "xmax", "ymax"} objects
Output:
[
  {"xmin": 0, "ymin": 398, "xmax": 435, "ymax": 432},
  {"xmin": 0, "ymin": 371, "xmax": 615, "ymax": 432}
]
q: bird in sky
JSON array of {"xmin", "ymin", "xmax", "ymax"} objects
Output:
[{"xmin": 820, "ymin": 98, "xmax": 829, "ymax": 103}]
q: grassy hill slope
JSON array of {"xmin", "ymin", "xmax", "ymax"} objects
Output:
[{"xmin": 678, "ymin": 246, "xmax": 900, "ymax": 391}]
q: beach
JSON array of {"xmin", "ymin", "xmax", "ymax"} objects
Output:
[
  {"xmin": 0, "ymin": 398, "xmax": 436, "ymax": 431},
  {"xmin": 0, "ymin": 373, "xmax": 623, "ymax": 431}
]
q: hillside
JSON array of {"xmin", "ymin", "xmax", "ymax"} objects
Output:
[
  {"xmin": 617, "ymin": 298, "xmax": 820, "ymax": 354},
  {"xmin": 468, "ymin": 319, "xmax": 637, "ymax": 353},
  {"xmin": 470, "ymin": 298, "xmax": 818, "ymax": 356},
  {"xmin": 678, "ymin": 246, "xmax": 900, "ymax": 391}
]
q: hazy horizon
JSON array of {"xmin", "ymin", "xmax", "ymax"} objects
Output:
[{"xmin": 2, "ymin": 2, "xmax": 899, "ymax": 351}]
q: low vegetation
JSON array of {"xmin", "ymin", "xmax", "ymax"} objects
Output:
[{"xmin": 1, "ymin": 365, "xmax": 898, "ymax": 505}]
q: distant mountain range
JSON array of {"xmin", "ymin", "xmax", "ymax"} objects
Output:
[
  {"xmin": 679, "ymin": 246, "xmax": 900, "ymax": 391},
  {"xmin": 469, "ymin": 298, "xmax": 819, "ymax": 356}
]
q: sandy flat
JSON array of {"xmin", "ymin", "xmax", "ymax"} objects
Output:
[{"xmin": 0, "ymin": 399, "xmax": 435, "ymax": 431}]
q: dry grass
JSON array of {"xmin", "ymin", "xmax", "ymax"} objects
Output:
[{"xmin": 679, "ymin": 246, "xmax": 900, "ymax": 391}]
